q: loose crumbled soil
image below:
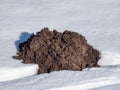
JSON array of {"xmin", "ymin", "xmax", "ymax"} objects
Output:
[{"xmin": 13, "ymin": 28, "xmax": 101, "ymax": 74}]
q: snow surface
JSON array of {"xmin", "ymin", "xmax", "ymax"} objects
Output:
[{"xmin": 0, "ymin": 0, "xmax": 120, "ymax": 89}]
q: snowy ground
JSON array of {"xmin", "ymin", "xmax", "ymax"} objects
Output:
[{"xmin": 0, "ymin": 0, "xmax": 120, "ymax": 90}]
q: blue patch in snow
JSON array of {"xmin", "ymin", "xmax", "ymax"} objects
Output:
[{"xmin": 15, "ymin": 32, "xmax": 30, "ymax": 50}]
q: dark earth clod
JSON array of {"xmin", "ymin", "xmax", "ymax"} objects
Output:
[{"xmin": 13, "ymin": 28, "xmax": 101, "ymax": 74}]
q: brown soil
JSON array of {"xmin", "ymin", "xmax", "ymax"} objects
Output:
[{"xmin": 13, "ymin": 28, "xmax": 101, "ymax": 74}]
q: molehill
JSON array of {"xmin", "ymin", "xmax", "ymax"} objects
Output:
[{"xmin": 13, "ymin": 28, "xmax": 101, "ymax": 74}]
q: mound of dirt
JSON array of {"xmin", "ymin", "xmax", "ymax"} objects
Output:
[{"xmin": 13, "ymin": 28, "xmax": 101, "ymax": 74}]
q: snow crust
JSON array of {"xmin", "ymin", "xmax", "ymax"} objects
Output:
[{"xmin": 0, "ymin": 0, "xmax": 120, "ymax": 89}]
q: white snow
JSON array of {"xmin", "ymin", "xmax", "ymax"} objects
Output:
[
  {"xmin": 1, "ymin": 68, "xmax": 120, "ymax": 90},
  {"xmin": 0, "ymin": 65, "xmax": 38, "ymax": 82},
  {"xmin": 0, "ymin": 0, "xmax": 120, "ymax": 90}
]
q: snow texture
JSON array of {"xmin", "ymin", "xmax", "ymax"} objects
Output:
[{"xmin": 0, "ymin": 0, "xmax": 120, "ymax": 90}]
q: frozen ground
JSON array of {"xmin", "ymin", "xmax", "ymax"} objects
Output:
[{"xmin": 0, "ymin": 0, "xmax": 120, "ymax": 89}]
